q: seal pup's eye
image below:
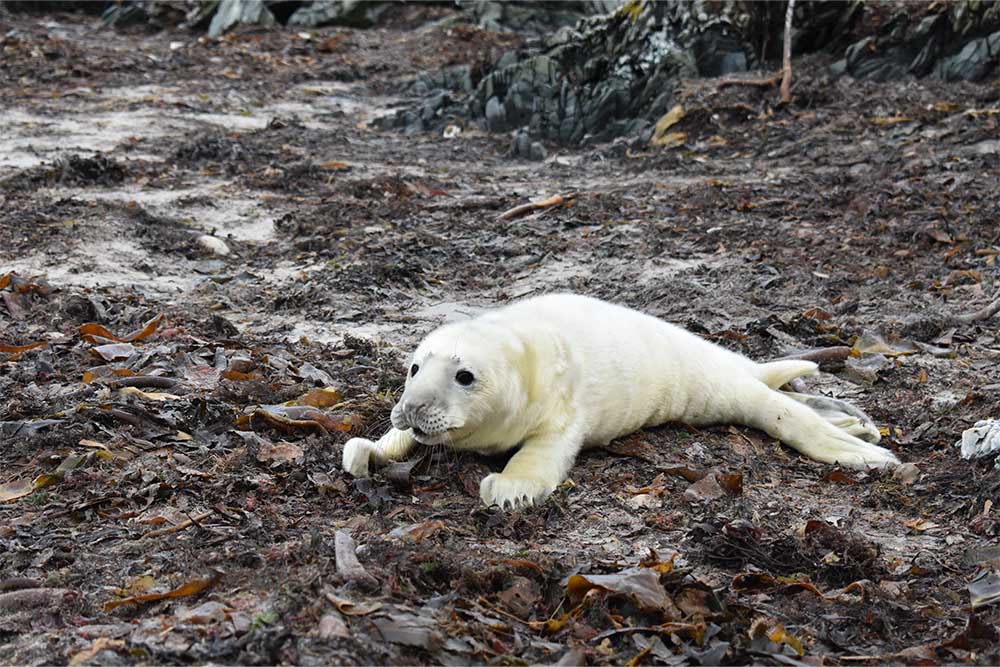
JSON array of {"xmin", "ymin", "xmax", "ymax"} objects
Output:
[
  {"xmin": 410, "ymin": 364, "xmax": 419, "ymax": 377},
  {"xmin": 455, "ymin": 370, "xmax": 475, "ymax": 386}
]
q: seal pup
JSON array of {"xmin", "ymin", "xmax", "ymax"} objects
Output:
[{"xmin": 343, "ymin": 293, "xmax": 899, "ymax": 509}]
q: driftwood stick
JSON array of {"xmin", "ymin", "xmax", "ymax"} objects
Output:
[
  {"xmin": 778, "ymin": 346, "xmax": 851, "ymax": 365},
  {"xmin": 955, "ymin": 289, "xmax": 1000, "ymax": 323},
  {"xmin": 334, "ymin": 530, "xmax": 378, "ymax": 586},
  {"xmin": 717, "ymin": 74, "xmax": 781, "ymax": 89},
  {"xmin": 719, "ymin": 0, "xmax": 796, "ymax": 102},
  {"xmin": 140, "ymin": 511, "xmax": 213, "ymax": 539},
  {"xmin": 498, "ymin": 193, "xmax": 576, "ymax": 221},
  {"xmin": 780, "ymin": 0, "xmax": 796, "ymax": 104}
]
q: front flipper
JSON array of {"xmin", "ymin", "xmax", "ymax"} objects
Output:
[
  {"xmin": 342, "ymin": 428, "xmax": 416, "ymax": 478},
  {"xmin": 479, "ymin": 431, "xmax": 582, "ymax": 510}
]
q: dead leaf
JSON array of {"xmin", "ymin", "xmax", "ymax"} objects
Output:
[
  {"xmin": 80, "ymin": 313, "xmax": 163, "ymax": 344},
  {"xmin": 324, "ymin": 590, "xmax": 381, "ymax": 615},
  {"xmin": 388, "ymin": 520, "xmax": 446, "ymax": 542},
  {"xmin": 222, "ymin": 370, "xmax": 260, "ymax": 382},
  {"xmin": 932, "ymin": 101, "xmax": 960, "ymax": 113},
  {"xmin": 851, "ymin": 332, "xmax": 918, "ymax": 357},
  {"xmin": 91, "ymin": 343, "xmax": 135, "ymax": 361},
  {"xmin": 119, "ymin": 387, "xmax": 181, "ymax": 401},
  {"xmin": 872, "ymin": 115, "xmax": 914, "ymax": 126},
  {"xmin": 927, "ymin": 228, "xmax": 953, "ymax": 244},
  {"xmin": 715, "ymin": 472, "xmax": 743, "ymax": 495},
  {"xmin": 603, "ymin": 437, "xmax": 658, "ymax": 462},
  {"xmin": 650, "ymin": 105, "xmax": 685, "ymax": 147},
  {"xmin": 318, "ymin": 160, "xmax": 351, "ymax": 171},
  {"xmin": 294, "ymin": 386, "xmax": 343, "ymax": 408},
  {"xmin": 498, "ymin": 576, "xmax": 540, "ymax": 618},
  {"xmin": 821, "ymin": 470, "xmax": 859, "ymax": 485},
  {"xmin": 317, "ymin": 612, "xmax": 350, "ymax": 639},
  {"xmin": 103, "ymin": 573, "xmax": 219, "ymax": 611},
  {"xmin": 767, "ymin": 622, "xmax": 805, "ymax": 656},
  {"xmin": 370, "ymin": 610, "xmax": 443, "ymax": 650},
  {"xmin": 0, "ymin": 340, "xmax": 48, "ymax": 360},
  {"xmin": 684, "ymin": 474, "xmax": 724, "ymax": 502},
  {"xmin": 255, "ymin": 440, "xmax": 304, "ymax": 467},
  {"xmin": 567, "ymin": 567, "xmax": 674, "ymax": 613},
  {"xmin": 904, "ymin": 518, "xmax": 939, "ymax": 532},
  {"xmin": 176, "ymin": 600, "xmax": 229, "ymax": 624},
  {"xmin": 82, "ymin": 367, "xmax": 137, "ymax": 383},
  {"xmin": 69, "ymin": 637, "xmax": 125, "ymax": 666},
  {"xmin": 892, "ymin": 462, "xmax": 921, "ymax": 485},
  {"xmin": 803, "ymin": 307, "xmax": 833, "ymax": 320},
  {"xmin": 661, "ymin": 466, "xmax": 705, "ymax": 483},
  {"xmin": 969, "ymin": 570, "xmax": 1000, "ymax": 610},
  {"xmin": 651, "ymin": 131, "xmax": 686, "ymax": 149},
  {"xmin": 0, "ymin": 479, "xmax": 35, "ymax": 503}
]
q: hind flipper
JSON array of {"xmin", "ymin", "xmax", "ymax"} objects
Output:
[
  {"xmin": 780, "ymin": 391, "xmax": 881, "ymax": 444},
  {"xmin": 755, "ymin": 360, "xmax": 818, "ymax": 390},
  {"xmin": 740, "ymin": 381, "xmax": 898, "ymax": 469}
]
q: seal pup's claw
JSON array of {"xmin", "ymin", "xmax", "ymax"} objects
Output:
[
  {"xmin": 343, "ymin": 437, "xmax": 375, "ymax": 477},
  {"xmin": 824, "ymin": 441, "xmax": 900, "ymax": 469},
  {"xmin": 480, "ymin": 473, "xmax": 553, "ymax": 511}
]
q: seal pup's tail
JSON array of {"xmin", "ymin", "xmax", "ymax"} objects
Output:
[
  {"xmin": 737, "ymin": 379, "xmax": 899, "ymax": 468},
  {"xmin": 753, "ymin": 359, "xmax": 818, "ymax": 389}
]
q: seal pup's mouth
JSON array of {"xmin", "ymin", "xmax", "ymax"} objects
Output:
[{"xmin": 411, "ymin": 426, "xmax": 458, "ymax": 445}]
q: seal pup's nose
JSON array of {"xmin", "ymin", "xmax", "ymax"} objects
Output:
[{"xmin": 402, "ymin": 399, "xmax": 428, "ymax": 421}]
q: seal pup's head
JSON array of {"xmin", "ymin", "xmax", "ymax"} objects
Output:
[{"xmin": 390, "ymin": 319, "xmax": 525, "ymax": 448}]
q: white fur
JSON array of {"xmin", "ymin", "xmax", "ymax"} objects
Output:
[{"xmin": 342, "ymin": 293, "xmax": 900, "ymax": 509}]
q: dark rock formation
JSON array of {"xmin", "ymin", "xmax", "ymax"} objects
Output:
[{"xmin": 380, "ymin": 1, "xmax": 1000, "ymax": 150}]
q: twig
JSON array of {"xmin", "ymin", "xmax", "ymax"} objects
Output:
[
  {"xmin": 717, "ymin": 74, "xmax": 781, "ymax": 89},
  {"xmin": 778, "ymin": 346, "xmax": 851, "ymax": 365},
  {"xmin": 334, "ymin": 530, "xmax": 378, "ymax": 587},
  {"xmin": 140, "ymin": 511, "xmax": 213, "ymax": 539},
  {"xmin": 114, "ymin": 376, "xmax": 179, "ymax": 389},
  {"xmin": 591, "ymin": 623, "xmax": 705, "ymax": 642},
  {"xmin": 718, "ymin": 0, "xmax": 796, "ymax": 104},
  {"xmin": 780, "ymin": 0, "xmax": 796, "ymax": 104},
  {"xmin": 955, "ymin": 289, "xmax": 1000, "ymax": 323},
  {"xmin": 498, "ymin": 193, "xmax": 576, "ymax": 221}
]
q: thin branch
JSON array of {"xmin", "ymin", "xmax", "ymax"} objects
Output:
[
  {"xmin": 780, "ymin": 0, "xmax": 796, "ymax": 104},
  {"xmin": 956, "ymin": 289, "xmax": 1000, "ymax": 323},
  {"xmin": 140, "ymin": 511, "xmax": 213, "ymax": 539},
  {"xmin": 498, "ymin": 193, "xmax": 576, "ymax": 221},
  {"xmin": 778, "ymin": 346, "xmax": 851, "ymax": 365},
  {"xmin": 717, "ymin": 74, "xmax": 781, "ymax": 89}
]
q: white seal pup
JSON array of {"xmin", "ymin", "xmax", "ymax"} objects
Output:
[{"xmin": 342, "ymin": 293, "xmax": 899, "ymax": 509}]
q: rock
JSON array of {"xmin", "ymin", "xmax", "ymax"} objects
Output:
[
  {"xmin": 197, "ymin": 234, "xmax": 230, "ymax": 256},
  {"xmin": 628, "ymin": 493, "xmax": 661, "ymax": 509},
  {"xmin": 288, "ymin": 0, "xmax": 392, "ymax": 28},
  {"xmin": 226, "ymin": 352, "xmax": 254, "ymax": 374},
  {"xmin": 485, "ymin": 96, "xmax": 506, "ymax": 131},
  {"xmin": 892, "ymin": 462, "xmax": 921, "ymax": 485},
  {"xmin": 935, "ymin": 31, "xmax": 1000, "ymax": 81},
  {"xmin": 208, "ymin": 0, "xmax": 276, "ymax": 38},
  {"xmin": 380, "ymin": 0, "xmax": 1000, "ymax": 151},
  {"xmin": 317, "ymin": 612, "xmax": 350, "ymax": 639}
]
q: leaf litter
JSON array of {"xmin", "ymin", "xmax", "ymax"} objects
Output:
[{"xmin": 1, "ymin": 7, "xmax": 999, "ymax": 666}]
